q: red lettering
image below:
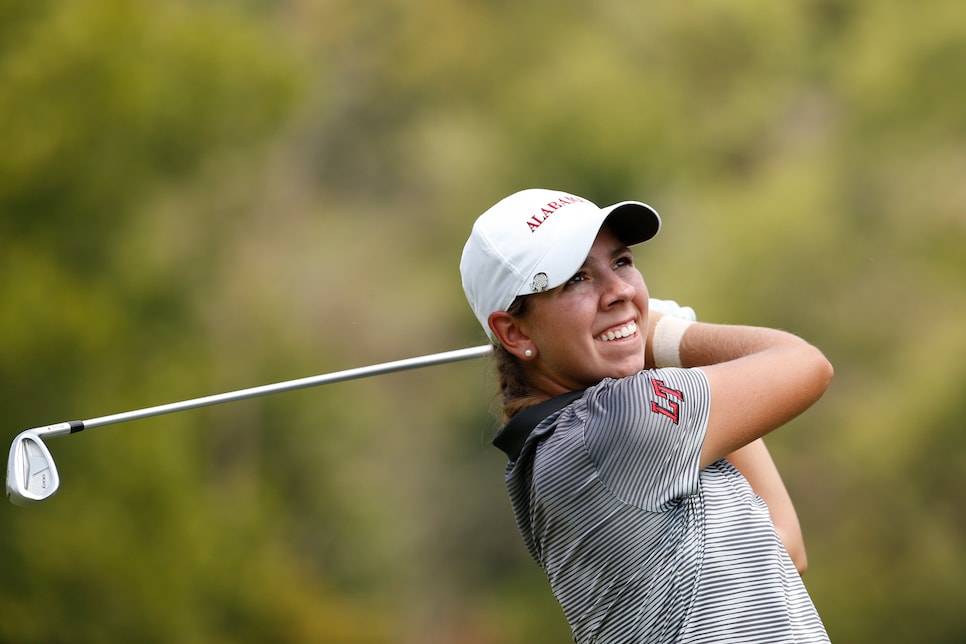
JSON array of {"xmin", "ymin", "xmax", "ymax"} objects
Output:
[
  {"xmin": 650, "ymin": 379, "xmax": 684, "ymax": 424},
  {"xmin": 527, "ymin": 196, "xmax": 589, "ymax": 232}
]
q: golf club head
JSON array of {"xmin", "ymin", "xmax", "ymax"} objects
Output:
[{"xmin": 6, "ymin": 431, "xmax": 60, "ymax": 506}]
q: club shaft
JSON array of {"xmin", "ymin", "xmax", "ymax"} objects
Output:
[{"xmin": 72, "ymin": 345, "xmax": 492, "ymax": 432}]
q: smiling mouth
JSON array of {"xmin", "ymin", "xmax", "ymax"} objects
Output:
[{"xmin": 596, "ymin": 321, "xmax": 638, "ymax": 342}]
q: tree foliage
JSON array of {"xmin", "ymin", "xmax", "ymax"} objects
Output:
[{"xmin": 2, "ymin": 0, "xmax": 964, "ymax": 642}]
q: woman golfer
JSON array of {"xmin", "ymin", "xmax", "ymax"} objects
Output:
[{"xmin": 460, "ymin": 189, "xmax": 833, "ymax": 643}]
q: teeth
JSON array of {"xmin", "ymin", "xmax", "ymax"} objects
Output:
[{"xmin": 598, "ymin": 321, "xmax": 637, "ymax": 342}]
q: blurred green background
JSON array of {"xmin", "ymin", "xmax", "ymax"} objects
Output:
[{"xmin": 2, "ymin": 0, "xmax": 964, "ymax": 641}]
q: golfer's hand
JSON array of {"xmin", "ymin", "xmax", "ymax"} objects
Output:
[{"xmin": 648, "ymin": 298, "xmax": 697, "ymax": 322}]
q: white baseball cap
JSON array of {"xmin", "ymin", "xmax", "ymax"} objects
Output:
[{"xmin": 460, "ymin": 188, "xmax": 661, "ymax": 342}]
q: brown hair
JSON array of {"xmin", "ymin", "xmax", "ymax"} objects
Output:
[{"xmin": 494, "ymin": 295, "xmax": 549, "ymax": 421}]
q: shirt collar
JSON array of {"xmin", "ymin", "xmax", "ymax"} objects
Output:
[{"xmin": 492, "ymin": 390, "xmax": 586, "ymax": 460}]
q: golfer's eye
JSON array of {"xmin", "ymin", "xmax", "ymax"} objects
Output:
[
  {"xmin": 614, "ymin": 254, "xmax": 634, "ymax": 269},
  {"xmin": 566, "ymin": 271, "xmax": 588, "ymax": 286}
]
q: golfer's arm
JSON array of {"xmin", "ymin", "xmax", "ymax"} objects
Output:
[
  {"xmin": 675, "ymin": 321, "xmax": 832, "ymax": 468},
  {"xmin": 726, "ymin": 439, "xmax": 808, "ymax": 574},
  {"xmin": 644, "ymin": 315, "xmax": 828, "ymax": 574}
]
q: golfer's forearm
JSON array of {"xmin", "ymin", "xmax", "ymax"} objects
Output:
[
  {"xmin": 645, "ymin": 314, "xmax": 818, "ymax": 370},
  {"xmin": 677, "ymin": 322, "xmax": 811, "ymax": 368}
]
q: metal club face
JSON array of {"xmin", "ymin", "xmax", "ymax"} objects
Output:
[{"xmin": 6, "ymin": 431, "xmax": 60, "ymax": 506}]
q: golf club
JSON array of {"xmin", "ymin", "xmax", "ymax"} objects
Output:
[{"xmin": 6, "ymin": 344, "xmax": 493, "ymax": 506}]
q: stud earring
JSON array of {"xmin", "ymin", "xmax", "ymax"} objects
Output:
[{"xmin": 524, "ymin": 349, "xmax": 534, "ymax": 358}]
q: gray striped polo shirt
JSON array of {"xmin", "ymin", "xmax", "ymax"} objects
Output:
[{"xmin": 494, "ymin": 368, "xmax": 829, "ymax": 643}]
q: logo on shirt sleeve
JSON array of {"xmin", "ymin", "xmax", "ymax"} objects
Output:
[{"xmin": 650, "ymin": 379, "xmax": 684, "ymax": 424}]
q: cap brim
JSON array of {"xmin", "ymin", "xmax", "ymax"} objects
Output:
[{"xmin": 601, "ymin": 201, "xmax": 662, "ymax": 246}]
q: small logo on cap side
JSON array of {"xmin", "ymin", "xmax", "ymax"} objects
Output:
[{"xmin": 530, "ymin": 273, "xmax": 549, "ymax": 292}]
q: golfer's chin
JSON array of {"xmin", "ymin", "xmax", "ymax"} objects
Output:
[
  {"xmin": 597, "ymin": 344, "xmax": 647, "ymax": 379},
  {"xmin": 608, "ymin": 359, "xmax": 647, "ymax": 379}
]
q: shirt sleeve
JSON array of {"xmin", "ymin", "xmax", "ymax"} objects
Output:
[{"xmin": 583, "ymin": 368, "xmax": 711, "ymax": 511}]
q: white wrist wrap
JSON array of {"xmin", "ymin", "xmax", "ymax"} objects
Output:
[{"xmin": 652, "ymin": 316, "xmax": 694, "ymax": 368}]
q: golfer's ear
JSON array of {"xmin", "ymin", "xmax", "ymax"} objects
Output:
[{"xmin": 488, "ymin": 311, "xmax": 531, "ymax": 359}]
